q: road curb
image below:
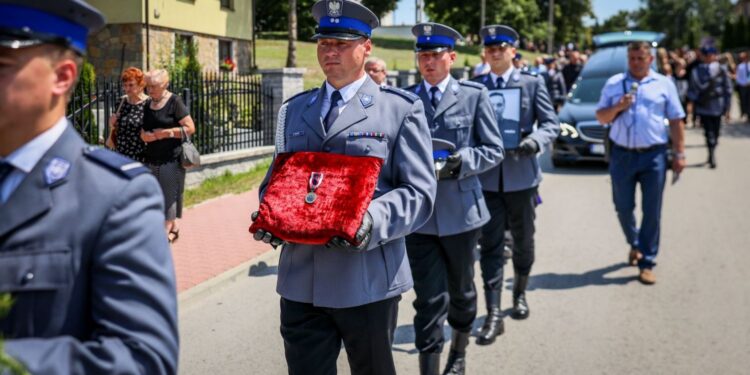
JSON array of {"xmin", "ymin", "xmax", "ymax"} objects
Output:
[{"xmin": 178, "ymin": 248, "xmax": 280, "ymax": 308}]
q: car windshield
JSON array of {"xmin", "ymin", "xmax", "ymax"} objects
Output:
[{"xmin": 568, "ymin": 77, "xmax": 609, "ymax": 104}]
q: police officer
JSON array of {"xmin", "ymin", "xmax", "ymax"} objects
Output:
[
  {"xmin": 541, "ymin": 57, "xmax": 567, "ymax": 112},
  {"xmin": 0, "ymin": 1, "xmax": 179, "ymax": 373},
  {"xmin": 250, "ymin": 1, "xmax": 437, "ymax": 374},
  {"xmin": 471, "ymin": 25, "xmax": 559, "ymax": 345},
  {"xmin": 405, "ymin": 23, "xmax": 504, "ymax": 375},
  {"xmin": 688, "ymin": 46, "xmax": 733, "ymax": 169},
  {"xmin": 596, "ymin": 41, "xmax": 686, "ymax": 285}
]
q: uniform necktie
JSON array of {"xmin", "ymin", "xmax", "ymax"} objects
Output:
[
  {"xmin": 496, "ymin": 76, "xmax": 505, "ymax": 89},
  {"xmin": 430, "ymin": 86, "xmax": 440, "ymax": 109},
  {"xmin": 324, "ymin": 90, "xmax": 342, "ymax": 131}
]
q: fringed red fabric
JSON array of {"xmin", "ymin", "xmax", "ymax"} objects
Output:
[{"xmin": 249, "ymin": 152, "xmax": 383, "ymax": 245}]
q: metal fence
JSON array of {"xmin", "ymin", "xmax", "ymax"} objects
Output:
[{"xmin": 67, "ymin": 72, "xmax": 275, "ymax": 155}]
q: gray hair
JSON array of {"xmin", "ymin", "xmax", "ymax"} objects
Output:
[
  {"xmin": 365, "ymin": 57, "xmax": 386, "ymax": 70},
  {"xmin": 146, "ymin": 69, "xmax": 170, "ymax": 85}
]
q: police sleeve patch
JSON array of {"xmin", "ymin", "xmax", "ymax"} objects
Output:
[
  {"xmin": 381, "ymin": 86, "xmax": 418, "ymax": 103},
  {"xmin": 284, "ymin": 88, "xmax": 320, "ymax": 104},
  {"xmin": 84, "ymin": 147, "xmax": 150, "ymax": 179}
]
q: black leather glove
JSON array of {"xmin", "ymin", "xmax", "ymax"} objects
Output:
[
  {"xmin": 517, "ymin": 137, "xmax": 539, "ymax": 157},
  {"xmin": 326, "ymin": 212, "xmax": 373, "ymax": 252},
  {"xmin": 437, "ymin": 152, "xmax": 462, "ymax": 180},
  {"xmin": 251, "ymin": 211, "xmax": 284, "ymax": 249}
]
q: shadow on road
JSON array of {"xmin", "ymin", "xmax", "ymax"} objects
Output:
[
  {"xmin": 539, "ymin": 153, "xmax": 609, "ymax": 176},
  {"xmin": 724, "ymin": 123, "xmax": 750, "ymax": 138},
  {"xmin": 512, "ymin": 262, "xmax": 637, "ymax": 291},
  {"xmin": 248, "ymin": 261, "xmax": 277, "ymax": 277}
]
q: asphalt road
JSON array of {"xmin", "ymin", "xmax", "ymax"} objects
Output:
[{"xmin": 179, "ymin": 125, "xmax": 750, "ymax": 374}]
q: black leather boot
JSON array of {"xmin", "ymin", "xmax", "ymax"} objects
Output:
[
  {"xmin": 442, "ymin": 330, "xmax": 470, "ymax": 375},
  {"xmin": 708, "ymin": 147, "xmax": 716, "ymax": 169},
  {"xmin": 419, "ymin": 352, "xmax": 441, "ymax": 375},
  {"xmin": 476, "ymin": 290, "xmax": 504, "ymax": 345},
  {"xmin": 511, "ymin": 272, "xmax": 530, "ymax": 320}
]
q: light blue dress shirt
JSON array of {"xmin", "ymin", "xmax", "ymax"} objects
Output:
[
  {"xmin": 597, "ymin": 70, "xmax": 685, "ymax": 148},
  {"xmin": 321, "ymin": 73, "xmax": 369, "ymax": 120},
  {"xmin": 0, "ymin": 117, "xmax": 68, "ymax": 204}
]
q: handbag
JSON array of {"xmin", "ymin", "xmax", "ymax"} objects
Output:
[
  {"xmin": 179, "ymin": 127, "xmax": 201, "ymax": 169},
  {"xmin": 249, "ymin": 151, "xmax": 383, "ymax": 245}
]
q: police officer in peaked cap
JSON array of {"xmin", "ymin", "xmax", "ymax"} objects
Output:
[
  {"xmin": 471, "ymin": 24, "xmax": 559, "ymax": 345},
  {"xmin": 0, "ymin": 1, "xmax": 179, "ymax": 373},
  {"xmin": 404, "ymin": 22, "xmax": 504, "ymax": 375},
  {"xmin": 251, "ymin": 1, "xmax": 436, "ymax": 374}
]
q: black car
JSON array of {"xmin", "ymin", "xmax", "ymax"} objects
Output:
[{"xmin": 552, "ymin": 31, "xmax": 664, "ymax": 167}]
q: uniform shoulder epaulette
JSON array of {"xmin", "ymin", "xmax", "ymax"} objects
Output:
[
  {"xmin": 458, "ymin": 80, "xmax": 484, "ymax": 89},
  {"xmin": 83, "ymin": 146, "xmax": 150, "ymax": 179},
  {"xmin": 381, "ymin": 86, "xmax": 418, "ymax": 103},
  {"xmin": 284, "ymin": 87, "xmax": 319, "ymax": 104},
  {"xmin": 521, "ymin": 70, "xmax": 539, "ymax": 77}
]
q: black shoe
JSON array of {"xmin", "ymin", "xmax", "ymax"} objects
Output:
[
  {"xmin": 511, "ymin": 273, "xmax": 530, "ymax": 320},
  {"xmin": 419, "ymin": 353, "xmax": 441, "ymax": 375},
  {"xmin": 442, "ymin": 331, "xmax": 470, "ymax": 375},
  {"xmin": 708, "ymin": 149, "xmax": 716, "ymax": 169}
]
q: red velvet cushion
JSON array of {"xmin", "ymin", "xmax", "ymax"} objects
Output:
[{"xmin": 249, "ymin": 151, "xmax": 383, "ymax": 245}]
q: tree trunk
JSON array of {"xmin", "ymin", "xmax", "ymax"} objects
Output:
[{"xmin": 286, "ymin": 0, "xmax": 297, "ymax": 68}]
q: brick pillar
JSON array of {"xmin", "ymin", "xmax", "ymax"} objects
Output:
[{"xmin": 260, "ymin": 68, "xmax": 307, "ymax": 123}]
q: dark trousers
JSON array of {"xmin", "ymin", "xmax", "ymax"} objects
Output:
[
  {"xmin": 700, "ymin": 115, "xmax": 722, "ymax": 150},
  {"xmin": 478, "ymin": 187, "xmax": 537, "ymax": 292},
  {"xmin": 738, "ymin": 86, "xmax": 750, "ymax": 117},
  {"xmin": 609, "ymin": 145, "xmax": 667, "ymax": 269},
  {"xmin": 405, "ymin": 229, "xmax": 481, "ymax": 353},
  {"xmin": 280, "ymin": 296, "xmax": 400, "ymax": 375}
]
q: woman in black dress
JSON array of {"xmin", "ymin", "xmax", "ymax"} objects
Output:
[
  {"xmin": 141, "ymin": 69, "xmax": 196, "ymax": 243},
  {"xmin": 106, "ymin": 67, "xmax": 148, "ymax": 161}
]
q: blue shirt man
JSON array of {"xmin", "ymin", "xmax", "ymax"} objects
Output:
[{"xmin": 596, "ymin": 41, "xmax": 686, "ymax": 285}]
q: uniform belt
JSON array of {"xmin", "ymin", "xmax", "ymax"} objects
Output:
[{"xmin": 613, "ymin": 143, "xmax": 667, "ymax": 153}]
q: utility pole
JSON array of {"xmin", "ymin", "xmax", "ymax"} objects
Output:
[
  {"xmin": 480, "ymin": 0, "xmax": 486, "ymax": 30},
  {"xmin": 547, "ymin": 0, "xmax": 554, "ymax": 54},
  {"xmin": 416, "ymin": 0, "xmax": 423, "ymax": 23}
]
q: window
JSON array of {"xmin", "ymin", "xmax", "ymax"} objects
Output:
[
  {"xmin": 219, "ymin": 40, "xmax": 233, "ymax": 63},
  {"xmin": 220, "ymin": 0, "xmax": 233, "ymax": 10},
  {"xmin": 175, "ymin": 34, "xmax": 194, "ymax": 59}
]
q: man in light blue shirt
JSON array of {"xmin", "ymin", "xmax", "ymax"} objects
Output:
[{"xmin": 596, "ymin": 41, "xmax": 686, "ymax": 285}]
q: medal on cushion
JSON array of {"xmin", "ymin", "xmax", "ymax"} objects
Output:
[{"xmin": 306, "ymin": 172, "xmax": 324, "ymax": 204}]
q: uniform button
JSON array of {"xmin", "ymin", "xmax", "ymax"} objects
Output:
[{"xmin": 21, "ymin": 272, "xmax": 34, "ymax": 284}]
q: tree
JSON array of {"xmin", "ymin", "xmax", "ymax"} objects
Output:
[
  {"xmin": 536, "ymin": 0, "xmax": 594, "ymax": 48},
  {"xmin": 287, "ymin": 0, "xmax": 297, "ymax": 68},
  {"xmin": 425, "ymin": 0, "xmax": 542, "ymax": 43},
  {"xmin": 591, "ymin": 10, "xmax": 632, "ymax": 36},
  {"xmin": 631, "ymin": 0, "xmax": 734, "ymax": 49},
  {"xmin": 361, "ymin": 0, "xmax": 399, "ymax": 21}
]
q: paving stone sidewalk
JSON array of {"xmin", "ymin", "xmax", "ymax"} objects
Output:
[{"xmin": 171, "ymin": 189, "xmax": 270, "ymax": 292}]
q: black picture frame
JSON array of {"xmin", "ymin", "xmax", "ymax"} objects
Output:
[{"xmin": 488, "ymin": 87, "xmax": 522, "ymax": 150}]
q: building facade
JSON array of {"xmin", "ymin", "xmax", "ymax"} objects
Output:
[{"xmin": 87, "ymin": 0, "xmax": 254, "ymax": 78}]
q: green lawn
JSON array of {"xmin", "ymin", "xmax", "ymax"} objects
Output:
[
  {"xmin": 256, "ymin": 37, "xmax": 541, "ymax": 90},
  {"xmin": 183, "ymin": 158, "xmax": 271, "ymax": 208}
]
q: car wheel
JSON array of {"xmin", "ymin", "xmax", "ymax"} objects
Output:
[{"xmin": 552, "ymin": 158, "xmax": 570, "ymax": 168}]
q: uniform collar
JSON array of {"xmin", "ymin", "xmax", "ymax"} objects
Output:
[
  {"xmin": 490, "ymin": 66, "xmax": 514, "ymax": 85},
  {"xmin": 325, "ymin": 73, "xmax": 369, "ymax": 104},
  {"xmin": 423, "ymin": 74, "xmax": 452, "ymax": 94},
  {"xmin": 3, "ymin": 117, "xmax": 68, "ymax": 174}
]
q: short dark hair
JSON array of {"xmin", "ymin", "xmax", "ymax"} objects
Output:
[{"xmin": 627, "ymin": 41, "xmax": 652, "ymax": 53}]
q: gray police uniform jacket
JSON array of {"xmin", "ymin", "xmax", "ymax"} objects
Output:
[
  {"xmin": 688, "ymin": 64, "xmax": 733, "ymax": 117},
  {"xmin": 472, "ymin": 69, "xmax": 560, "ymax": 193},
  {"xmin": 408, "ymin": 78, "xmax": 504, "ymax": 236},
  {"xmin": 0, "ymin": 126, "xmax": 178, "ymax": 374},
  {"xmin": 260, "ymin": 76, "xmax": 437, "ymax": 309}
]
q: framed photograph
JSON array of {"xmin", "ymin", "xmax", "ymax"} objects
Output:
[{"xmin": 488, "ymin": 87, "xmax": 522, "ymax": 150}]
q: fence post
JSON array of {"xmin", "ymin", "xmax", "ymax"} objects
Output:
[
  {"xmin": 396, "ymin": 69, "xmax": 418, "ymax": 87},
  {"xmin": 182, "ymin": 87, "xmax": 191, "ymax": 108},
  {"xmin": 259, "ymin": 68, "xmax": 307, "ymax": 126}
]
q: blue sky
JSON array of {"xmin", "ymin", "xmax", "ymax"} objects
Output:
[{"xmin": 392, "ymin": 0, "xmax": 642, "ymax": 25}]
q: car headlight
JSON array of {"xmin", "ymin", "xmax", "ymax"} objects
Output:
[{"xmin": 559, "ymin": 122, "xmax": 579, "ymax": 139}]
